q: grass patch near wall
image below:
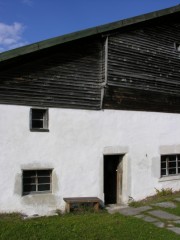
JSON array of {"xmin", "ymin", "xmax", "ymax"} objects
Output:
[
  {"xmin": 161, "ymin": 200, "xmax": 180, "ymax": 217},
  {"xmin": 0, "ymin": 212, "xmax": 179, "ymax": 240},
  {"xmin": 129, "ymin": 190, "xmax": 180, "ymax": 208}
]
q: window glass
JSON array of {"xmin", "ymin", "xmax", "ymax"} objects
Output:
[
  {"xmin": 161, "ymin": 169, "xmax": 166, "ymax": 176},
  {"xmin": 38, "ymin": 184, "xmax": 51, "ymax": 191},
  {"xmin": 30, "ymin": 108, "xmax": 49, "ymax": 131},
  {"xmin": 161, "ymin": 154, "xmax": 180, "ymax": 177},
  {"xmin": 23, "ymin": 170, "xmax": 52, "ymax": 195},
  {"xmin": 32, "ymin": 110, "xmax": 44, "ymax": 119},
  {"xmin": 32, "ymin": 120, "xmax": 44, "ymax": 128},
  {"xmin": 23, "ymin": 185, "xmax": 36, "ymax": 193},
  {"xmin": 38, "ymin": 177, "xmax": 51, "ymax": 184}
]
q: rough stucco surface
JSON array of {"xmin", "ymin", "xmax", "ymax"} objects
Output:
[{"xmin": 1, "ymin": 105, "xmax": 180, "ymax": 215}]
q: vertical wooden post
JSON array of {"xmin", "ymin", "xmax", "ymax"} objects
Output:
[
  {"xmin": 94, "ymin": 202, "xmax": 99, "ymax": 211},
  {"xmin": 65, "ymin": 203, "xmax": 70, "ymax": 213},
  {"xmin": 100, "ymin": 36, "xmax": 108, "ymax": 109}
]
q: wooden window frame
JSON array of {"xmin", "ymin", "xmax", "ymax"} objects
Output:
[
  {"xmin": 174, "ymin": 42, "xmax": 180, "ymax": 52},
  {"xmin": 30, "ymin": 108, "xmax": 49, "ymax": 132},
  {"xmin": 22, "ymin": 169, "xmax": 52, "ymax": 195},
  {"xmin": 161, "ymin": 154, "xmax": 180, "ymax": 177}
]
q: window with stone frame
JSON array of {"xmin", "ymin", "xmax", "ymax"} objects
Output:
[
  {"xmin": 161, "ymin": 154, "xmax": 180, "ymax": 177},
  {"xmin": 22, "ymin": 169, "xmax": 52, "ymax": 195}
]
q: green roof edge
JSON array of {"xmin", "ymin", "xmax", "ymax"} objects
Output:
[{"xmin": 0, "ymin": 4, "xmax": 180, "ymax": 62}]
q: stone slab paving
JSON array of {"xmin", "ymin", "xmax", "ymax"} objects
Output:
[
  {"xmin": 135, "ymin": 214, "xmax": 162, "ymax": 224},
  {"xmin": 173, "ymin": 220, "xmax": 180, "ymax": 224},
  {"xmin": 134, "ymin": 213, "xmax": 165, "ymax": 227},
  {"xmin": 153, "ymin": 221, "xmax": 165, "ymax": 228},
  {"xmin": 119, "ymin": 206, "xmax": 152, "ymax": 216},
  {"xmin": 175, "ymin": 198, "xmax": 180, "ymax": 202},
  {"xmin": 135, "ymin": 214, "xmax": 145, "ymax": 219},
  {"xmin": 107, "ymin": 205, "xmax": 127, "ymax": 214},
  {"xmin": 142, "ymin": 216, "xmax": 158, "ymax": 223},
  {"xmin": 167, "ymin": 224, "xmax": 174, "ymax": 227},
  {"xmin": 151, "ymin": 202, "xmax": 176, "ymax": 208},
  {"xmin": 108, "ymin": 203, "xmax": 180, "ymax": 235},
  {"xmin": 167, "ymin": 227, "xmax": 180, "ymax": 235},
  {"xmin": 149, "ymin": 210, "xmax": 180, "ymax": 220}
]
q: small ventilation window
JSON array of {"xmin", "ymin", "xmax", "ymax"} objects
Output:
[
  {"xmin": 175, "ymin": 42, "xmax": 180, "ymax": 52},
  {"xmin": 30, "ymin": 108, "xmax": 49, "ymax": 132}
]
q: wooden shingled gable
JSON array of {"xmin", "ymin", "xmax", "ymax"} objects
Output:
[
  {"xmin": 0, "ymin": 4, "xmax": 180, "ymax": 62},
  {"xmin": 1, "ymin": 5, "xmax": 180, "ymax": 112}
]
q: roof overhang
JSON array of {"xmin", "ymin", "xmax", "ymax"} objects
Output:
[{"xmin": 0, "ymin": 4, "xmax": 180, "ymax": 62}]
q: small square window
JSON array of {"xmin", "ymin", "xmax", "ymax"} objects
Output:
[
  {"xmin": 175, "ymin": 42, "xmax": 180, "ymax": 52},
  {"xmin": 22, "ymin": 169, "xmax": 52, "ymax": 195},
  {"xmin": 30, "ymin": 108, "xmax": 49, "ymax": 132}
]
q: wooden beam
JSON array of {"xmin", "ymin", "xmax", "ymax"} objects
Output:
[{"xmin": 100, "ymin": 36, "xmax": 108, "ymax": 109}]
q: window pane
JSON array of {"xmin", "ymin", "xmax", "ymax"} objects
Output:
[
  {"xmin": 169, "ymin": 168, "xmax": 176, "ymax": 175},
  {"xmin": 168, "ymin": 155, "xmax": 176, "ymax": 161},
  {"xmin": 23, "ymin": 177, "xmax": 36, "ymax": 184},
  {"xmin": 178, "ymin": 168, "xmax": 180, "ymax": 174},
  {"xmin": 23, "ymin": 184, "xmax": 36, "ymax": 193},
  {"xmin": 32, "ymin": 109, "xmax": 44, "ymax": 119},
  {"xmin": 23, "ymin": 170, "xmax": 36, "ymax": 177},
  {"xmin": 38, "ymin": 177, "xmax": 50, "ymax": 184},
  {"xmin": 32, "ymin": 120, "xmax": 43, "ymax": 128},
  {"xmin": 178, "ymin": 161, "xmax": 180, "ymax": 167},
  {"xmin": 169, "ymin": 161, "xmax": 177, "ymax": 168},
  {"xmin": 37, "ymin": 170, "xmax": 51, "ymax": 176},
  {"xmin": 161, "ymin": 162, "xmax": 166, "ymax": 168},
  {"xmin": 161, "ymin": 169, "xmax": 166, "ymax": 176},
  {"xmin": 38, "ymin": 184, "xmax": 50, "ymax": 191},
  {"xmin": 161, "ymin": 155, "xmax": 167, "ymax": 162}
]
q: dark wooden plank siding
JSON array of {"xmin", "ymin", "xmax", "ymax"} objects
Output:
[
  {"xmin": 104, "ymin": 17, "xmax": 180, "ymax": 113},
  {"xmin": 0, "ymin": 38, "xmax": 103, "ymax": 110}
]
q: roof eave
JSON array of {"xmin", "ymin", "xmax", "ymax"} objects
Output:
[{"xmin": 0, "ymin": 4, "xmax": 180, "ymax": 62}]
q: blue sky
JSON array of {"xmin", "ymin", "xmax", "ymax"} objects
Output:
[{"xmin": 0, "ymin": 0, "xmax": 180, "ymax": 52}]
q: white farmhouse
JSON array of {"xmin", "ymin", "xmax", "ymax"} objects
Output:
[{"xmin": 1, "ymin": 5, "xmax": 180, "ymax": 215}]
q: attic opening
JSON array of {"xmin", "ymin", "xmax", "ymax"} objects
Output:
[
  {"xmin": 175, "ymin": 42, "xmax": 180, "ymax": 52},
  {"xmin": 30, "ymin": 108, "xmax": 49, "ymax": 132}
]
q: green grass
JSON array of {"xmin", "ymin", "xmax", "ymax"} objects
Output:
[
  {"xmin": 0, "ymin": 212, "xmax": 179, "ymax": 240},
  {"xmin": 129, "ymin": 191, "xmax": 180, "ymax": 208},
  {"xmin": 159, "ymin": 199, "xmax": 180, "ymax": 216},
  {"xmin": 1, "ymin": 191, "xmax": 180, "ymax": 240},
  {"xmin": 128, "ymin": 190, "xmax": 180, "ymax": 232}
]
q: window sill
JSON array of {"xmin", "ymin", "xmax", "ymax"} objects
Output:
[
  {"xmin": 159, "ymin": 175, "xmax": 180, "ymax": 182},
  {"xmin": 30, "ymin": 129, "xmax": 49, "ymax": 132},
  {"xmin": 23, "ymin": 191, "xmax": 52, "ymax": 196}
]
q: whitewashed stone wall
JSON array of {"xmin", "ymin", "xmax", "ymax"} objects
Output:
[{"xmin": 0, "ymin": 104, "xmax": 180, "ymax": 215}]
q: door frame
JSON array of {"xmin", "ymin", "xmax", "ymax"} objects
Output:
[
  {"xmin": 102, "ymin": 146, "xmax": 129, "ymax": 205},
  {"xmin": 103, "ymin": 154, "xmax": 124, "ymax": 205}
]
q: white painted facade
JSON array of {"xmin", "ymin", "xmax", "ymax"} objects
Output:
[{"xmin": 1, "ymin": 104, "xmax": 180, "ymax": 215}]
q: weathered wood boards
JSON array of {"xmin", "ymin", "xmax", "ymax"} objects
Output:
[
  {"xmin": 103, "ymin": 15, "xmax": 180, "ymax": 113},
  {"xmin": 0, "ymin": 38, "xmax": 103, "ymax": 110},
  {"xmin": 1, "ymin": 11, "xmax": 180, "ymax": 113}
]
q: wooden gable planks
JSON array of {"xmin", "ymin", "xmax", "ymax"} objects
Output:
[
  {"xmin": 0, "ymin": 38, "xmax": 103, "ymax": 110},
  {"xmin": 103, "ymin": 16, "xmax": 180, "ymax": 113}
]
